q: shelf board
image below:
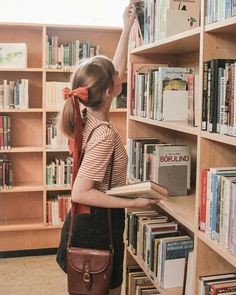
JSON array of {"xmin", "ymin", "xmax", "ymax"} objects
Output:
[
  {"xmin": 0, "ymin": 218, "xmax": 43, "ymax": 231},
  {"xmin": 45, "ymin": 109, "xmax": 62, "ymax": 112},
  {"xmin": 131, "ymin": 27, "xmax": 200, "ymax": 55},
  {"xmin": 130, "ymin": 116, "xmax": 199, "ymax": 135},
  {"xmin": 46, "ymin": 186, "xmax": 71, "ymax": 191},
  {"xmin": 110, "ymin": 108, "xmax": 127, "ymax": 113},
  {"xmin": 45, "ymin": 68, "xmax": 74, "ymax": 73},
  {"xmin": 46, "ymin": 147, "xmax": 69, "ymax": 152},
  {"xmin": 1, "ymin": 184, "xmax": 43, "ymax": 193},
  {"xmin": 0, "ymin": 147, "xmax": 43, "ymax": 153},
  {"xmin": 205, "ymin": 16, "xmax": 236, "ymax": 33},
  {"xmin": 201, "ymin": 131, "xmax": 236, "ymax": 146},
  {"xmin": 157, "ymin": 196, "xmax": 196, "ymax": 232},
  {"xmin": 0, "ymin": 68, "xmax": 43, "ymax": 72},
  {"xmin": 0, "ymin": 108, "xmax": 43, "ymax": 113},
  {"xmin": 127, "ymin": 246, "xmax": 182, "ymax": 295},
  {"xmin": 198, "ymin": 231, "xmax": 236, "ymax": 268}
]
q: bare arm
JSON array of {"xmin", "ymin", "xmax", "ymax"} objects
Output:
[
  {"xmin": 71, "ymin": 176, "xmax": 159, "ymax": 209},
  {"xmin": 113, "ymin": 3, "xmax": 135, "ymax": 80}
]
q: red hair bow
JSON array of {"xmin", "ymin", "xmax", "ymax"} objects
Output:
[{"xmin": 63, "ymin": 86, "xmax": 88, "ymax": 102}]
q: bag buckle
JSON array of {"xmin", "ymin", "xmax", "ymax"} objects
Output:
[
  {"xmin": 83, "ymin": 272, "xmax": 91, "ymax": 283},
  {"xmin": 83, "ymin": 271, "xmax": 92, "ymax": 291}
]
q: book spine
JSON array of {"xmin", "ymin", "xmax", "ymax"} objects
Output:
[
  {"xmin": 202, "ymin": 61, "xmax": 209, "ymax": 130},
  {"xmin": 200, "ymin": 169, "xmax": 208, "ymax": 232}
]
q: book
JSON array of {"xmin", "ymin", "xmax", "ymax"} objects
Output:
[
  {"xmin": 158, "ymin": 236, "xmax": 194, "ymax": 288},
  {"xmin": 0, "ymin": 43, "xmax": 27, "ymax": 68},
  {"xmin": 106, "ymin": 180, "xmax": 169, "ymax": 200},
  {"xmin": 199, "ymin": 273, "xmax": 236, "ymax": 295}
]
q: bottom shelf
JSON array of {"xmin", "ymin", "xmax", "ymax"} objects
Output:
[{"xmin": 126, "ymin": 246, "xmax": 182, "ymax": 295}]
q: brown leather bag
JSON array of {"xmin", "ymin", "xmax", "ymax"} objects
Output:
[
  {"xmin": 67, "ymin": 211, "xmax": 114, "ymax": 295},
  {"xmin": 67, "ymin": 137, "xmax": 115, "ymax": 295}
]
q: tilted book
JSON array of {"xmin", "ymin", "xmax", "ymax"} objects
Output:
[{"xmin": 106, "ymin": 180, "xmax": 169, "ymax": 200}]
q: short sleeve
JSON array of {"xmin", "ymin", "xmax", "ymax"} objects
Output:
[{"xmin": 77, "ymin": 127, "xmax": 114, "ymax": 182}]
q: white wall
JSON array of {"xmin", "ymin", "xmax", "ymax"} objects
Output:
[{"xmin": 0, "ymin": 0, "xmax": 129, "ymax": 27}]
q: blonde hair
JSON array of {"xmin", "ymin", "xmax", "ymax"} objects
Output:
[{"xmin": 57, "ymin": 55, "xmax": 115, "ymax": 139}]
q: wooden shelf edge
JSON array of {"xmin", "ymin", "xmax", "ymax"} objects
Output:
[
  {"xmin": 130, "ymin": 116, "xmax": 199, "ymax": 135},
  {"xmin": 110, "ymin": 108, "xmax": 127, "ymax": 113},
  {"xmin": 1, "ymin": 184, "xmax": 43, "ymax": 193},
  {"xmin": 126, "ymin": 246, "xmax": 182, "ymax": 295},
  {"xmin": 0, "ymin": 108, "xmax": 43, "ymax": 113},
  {"xmin": 0, "ymin": 68, "xmax": 43, "ymax": 72},
  {"xmin": 0, "ymin": 224, "xmax": 62, "ymax": 232},
  {"xmin": 0, "ymin": 147, "xmax": 43, "ymax": 153},
  {"xmin": 197, "ymin": 231, "xmax": 236, "ymax": 268},
  {"xmin": 46, "ymin": 187, "xmax": 71, "ymax": 191},
  {"xmin": 157, "ymin": 196, "xmax": 196, "ymax": 232},
  {"xmin": 201, "ymin": 131, "xmax": 236, "ymax": 146},
  {"xmin": 205, "ymin": 16, "xmax": 236, "ymax": 33},
  {"xmin": 131, "ymin": 27, "xmax": 201, "ymax": 54}
]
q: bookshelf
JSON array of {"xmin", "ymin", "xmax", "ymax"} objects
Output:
[
  {"xmin": 0, "ymin": 22, "xmax": 126, "ymax": 251},
  {"xmin": 125, "ymin": 0, "xmax": 236, "ymax": 294}
]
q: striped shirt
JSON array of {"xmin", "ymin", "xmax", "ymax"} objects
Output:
[{"xmin": 77, "ymin": 112, "xmax": 128, "ymax": 192}]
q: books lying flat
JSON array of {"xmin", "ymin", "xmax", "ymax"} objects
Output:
[{"xmin": 106, "ymin": 181, "xmax": 169, "ymax": 200}]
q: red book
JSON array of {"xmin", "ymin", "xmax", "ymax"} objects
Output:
[
  {"xmin": 200, "ymin": 169, "xmax": 209, "ymax": 232},
  {"xmin": 210, "ymin": 280, "xmax": 236, "ymax": 295}
]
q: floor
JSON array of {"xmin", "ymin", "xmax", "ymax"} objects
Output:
[{"xmin": 0, "ymin": 255, "xmax": 68, "ymax": 295}]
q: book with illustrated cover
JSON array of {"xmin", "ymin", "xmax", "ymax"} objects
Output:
[
  {"xmin": 106, "ymin": 180, "xmax": 169, "ymax": 200},
  {"xmin": 0, "ymin": 43, "xmax": 27, "ymax": 68}
]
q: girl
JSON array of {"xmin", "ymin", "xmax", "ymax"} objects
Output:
[{"xmin": 58, "ymin": 4, "xmax": 158, "ymax": 295}]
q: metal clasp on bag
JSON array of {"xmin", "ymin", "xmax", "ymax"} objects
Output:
[
  {"xmin": 84, "ymin": 263, "xmax": 92, "ymax": 291},
  {"xmin": 83, "ymin": 272, "xmax": 91, "ymax": 283}
]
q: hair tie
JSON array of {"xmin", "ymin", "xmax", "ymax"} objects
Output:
[{"xmin": 63, "ymin": 86, "xmax": 88, "ymax": 102}]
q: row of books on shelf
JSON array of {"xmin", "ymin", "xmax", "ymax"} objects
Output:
[
  {"xmin": 46, "ymin": 157, "xmax": 73, "ymax": 187},
  {"xmin": 0, "ymin": 115, "xmax": 10, "ymax": 150},
  {"xmin": 128, "ymin": 137, "xmax": 191, "ymax": 196},
  {"xmin": 202, "ymin": 59, "xmax": 236, "ymax": 136},
  {"xmin": 130, "ymin": 64, "xmax": 199, "ymax": 127},
  {"xmin": 46, "ymin": 36, "xmax": 100, "ymax": 69},
  {"xmin": 46, "ymin": 123, "xmax": 68, "ymax": 149},
  {"xmin": 126, "ymin": 266, "xmax": 160, "ymax": 294},
  {"xmin": 131, "ymin": 0, "xmax": 199, "ymax": 48},
  {"xmin": 199, "ymin": 167, "xmax": 236, "ymax": 256},
  {"xmin": 0, "ymin": 154, "xmax": 13, "ymax": 190},
  {"xmin": 0, "ymin": 79, "xmax": 29, "ymax": 109},
  {"xmin": 45, "ymin": 81, "xmax": 70, "ymax": 109},
  {"xmin": 127, "ymin": 210, "xmax": 194, "ymax": 289},
  {"xmin": 206, "ymin": 0, "xmax": 236, "ymax": 24},
  {"xmin": 199, "ymin": 273, "xmax": 236, "ymax": 295},
  {"xmin": 46, "ymin": 194, "xmax": 71, "ymax": 226}
]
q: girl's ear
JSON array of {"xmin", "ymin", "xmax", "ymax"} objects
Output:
[{"xmin": 105, "ymin": 88, "xmax": 112, "ymax": 97}]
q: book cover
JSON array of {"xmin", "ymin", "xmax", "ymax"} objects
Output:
[
  {"xmin": 106, "ymin": 180, "xmax": 169, "ymax": 200},
  {"xmin": 154, "ymin": 144, "xmax": 191, "ymax": 194},
  {"xmin": 0, "ymin": 43, "xmax": 27, "ymax": 68}
]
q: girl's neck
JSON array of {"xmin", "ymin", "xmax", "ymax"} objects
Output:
[{"xmin": 87, "ymin": 108, "xmax": 110, "ymax": 122}]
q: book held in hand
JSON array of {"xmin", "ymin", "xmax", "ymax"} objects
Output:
[{"xmin": 106, "ymin": 180, "xmax": 169, "ymax": 200}]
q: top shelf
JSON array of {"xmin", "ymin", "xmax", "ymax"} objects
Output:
[
  {"xmin": 205, "ymin": 16, "xmax": 236, "ymax": 33},
  {"xmin": 131, "ymin": 27, "xmax": 200, "ymax": 56}
]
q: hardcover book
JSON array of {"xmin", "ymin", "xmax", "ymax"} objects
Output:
[
  {"xmin": 0, "ymin": 43, "xmax": 27, "ymax": 68},
  {"xmin": 106, "ymin": 180, "xmax": 169, "ymax": 200}
]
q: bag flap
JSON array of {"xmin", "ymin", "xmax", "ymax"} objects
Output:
[{"xmin": 67, "ymin": 247, "xmax": 111, "ymax": 274}]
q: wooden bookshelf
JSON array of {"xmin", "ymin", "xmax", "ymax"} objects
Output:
[
  {"xmin": 0, "ymin": 22, "xmax": 125, "ymax": 251},
  {"xmin": 125, "ymin": 0, "xmax": 236, "ymax": 294}
]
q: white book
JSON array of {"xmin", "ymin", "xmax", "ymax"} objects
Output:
[{"xmin": 162, "ymin": 90, "xmax": 188, "ymax": 121}]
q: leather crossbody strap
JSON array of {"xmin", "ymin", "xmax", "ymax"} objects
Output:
[{"xmin": 68, "ymin": 123, "xmax": 115, "ymax": 250}]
